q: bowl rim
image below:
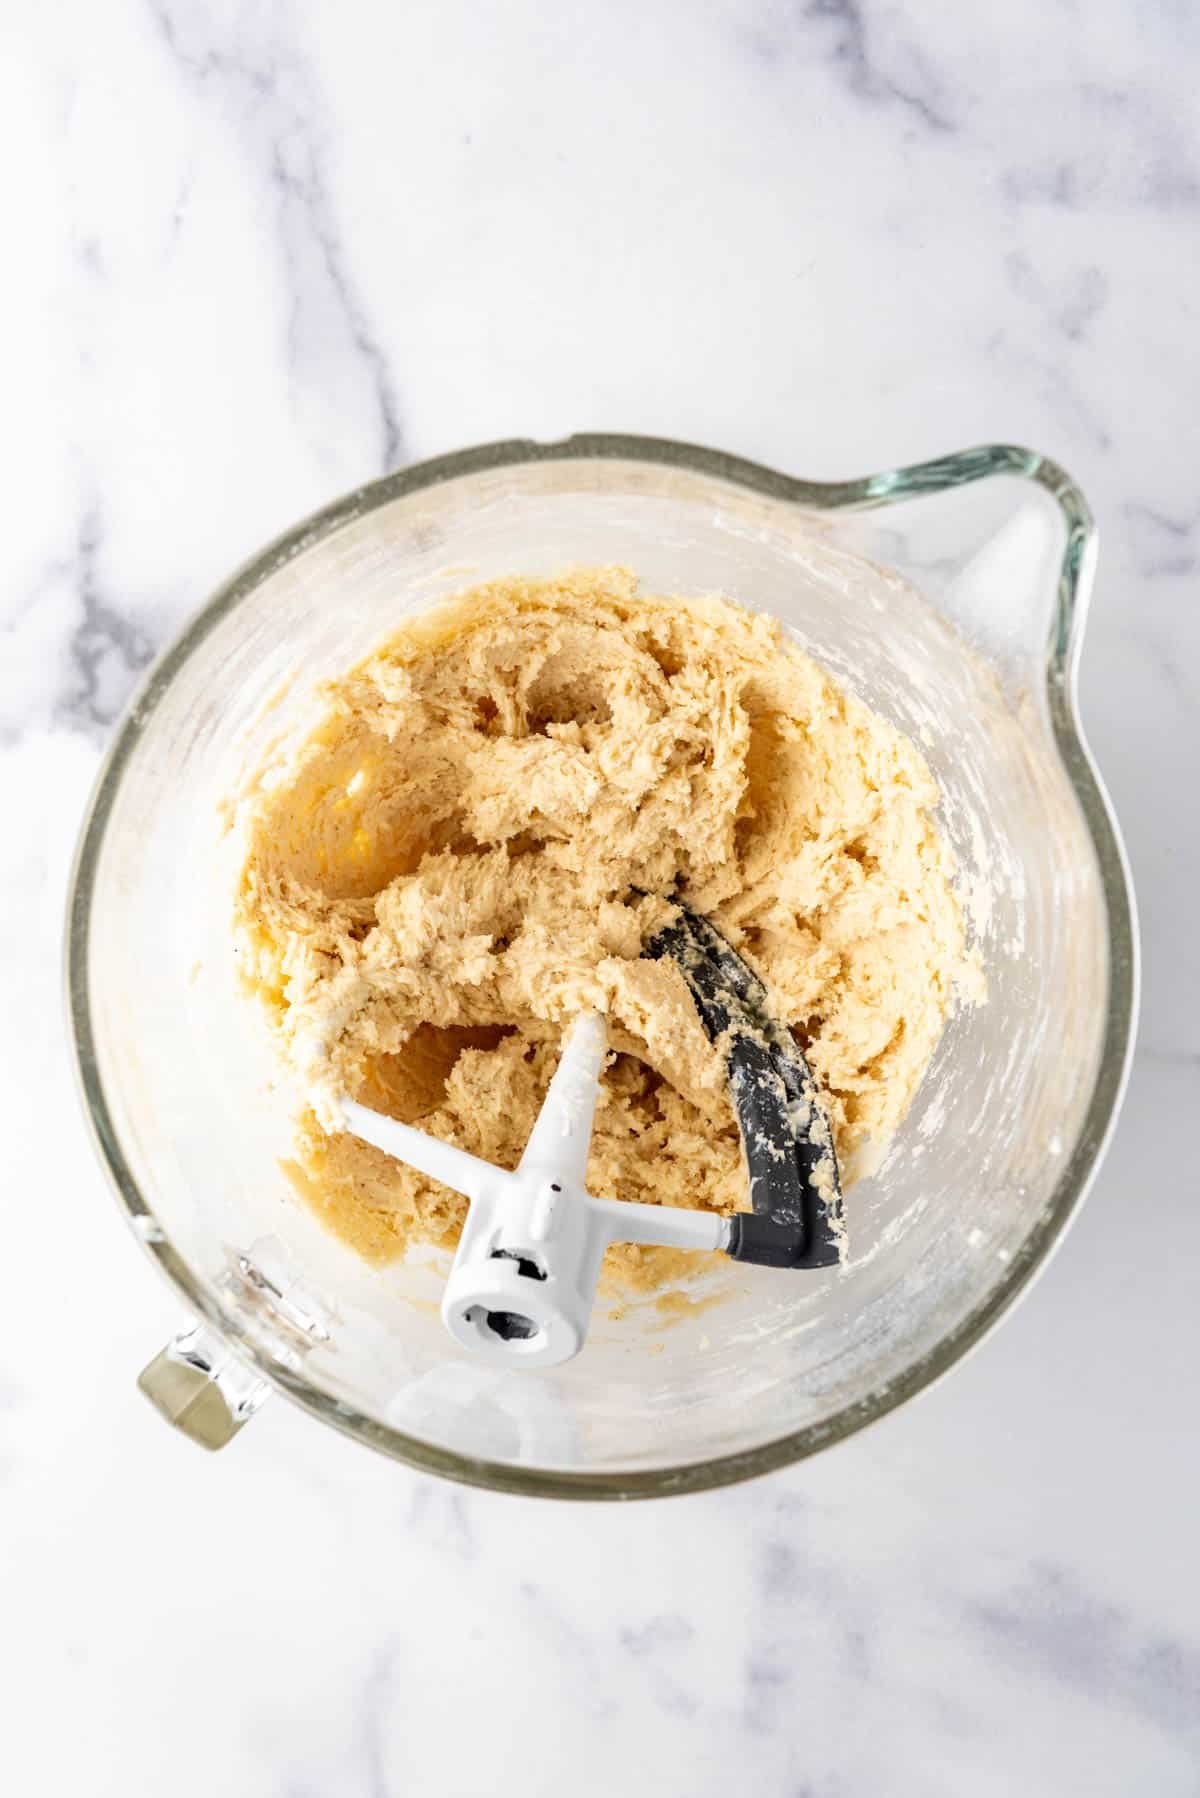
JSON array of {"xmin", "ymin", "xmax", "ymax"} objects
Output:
[{"xmin": 65, "ymin": 433, "xmax": 1139, "ymax": 1498}]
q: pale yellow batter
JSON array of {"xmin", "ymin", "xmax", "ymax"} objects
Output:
[{"xmin": 236, "ymin": 568, "xmax": 975, "ymax": 1290}]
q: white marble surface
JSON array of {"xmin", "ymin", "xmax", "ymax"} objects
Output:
[{"xmin": 2, "ymin": 1, "xmax": 1198, "ymax": 1791}]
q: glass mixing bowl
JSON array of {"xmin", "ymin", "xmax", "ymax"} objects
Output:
[{"xmin": 66, "ymin": 436, "xmax": 1137, "ymax": 1496}]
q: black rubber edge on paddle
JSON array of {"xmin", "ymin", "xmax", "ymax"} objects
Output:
[{"xmin": 645, "ymin": 908, "xmax": 843, "ymax": 1269}]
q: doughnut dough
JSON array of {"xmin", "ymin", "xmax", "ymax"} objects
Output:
[{"xmin": 236, "ymin": 568, "xmax": 975, "ymax": 1292}]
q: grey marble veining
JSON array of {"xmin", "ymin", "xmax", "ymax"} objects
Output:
[
  {"xmin": 56, "ymin": 502, "xmax": 160, "ymax": 732},
  {"xmin": 747, "ymin": 0, "xmax": 958, "ymax": 134},
  {"xmin": 148, "ymin": 0, "xmax": 406, "ymax": 472},
  {"xmin": 2, "ymin": 2, "xmax": 1198, "ymax": 1793}
]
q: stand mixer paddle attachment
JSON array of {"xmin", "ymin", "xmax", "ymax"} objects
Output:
[{"xmin": 337, "ymin": 908, "xmax": 843, "ymax": 1369}]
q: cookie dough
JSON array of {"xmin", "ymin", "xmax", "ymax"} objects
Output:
[{"xmin": 236, "ymin": 567, "xmax": 974, "ymax": 1291}]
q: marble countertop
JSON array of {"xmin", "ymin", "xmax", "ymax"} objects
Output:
[{"xmin": 3, "ymin": 2, "xmax": 1198, "ymax": 1792}]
